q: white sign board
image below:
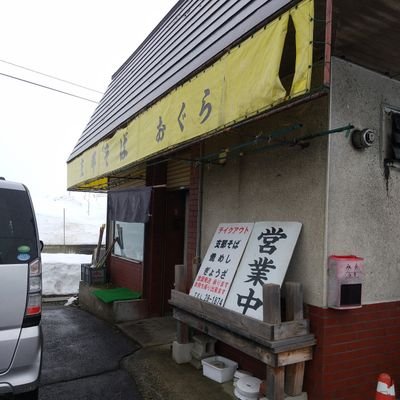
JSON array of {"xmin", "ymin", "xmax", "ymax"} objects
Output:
[
  {"xmin": 189, "ymin": 223, "xmax": 254, "ymax": 306},
  {"xmin": 224, "ymin": 221, "xmax": 302, "ymax": 320}
]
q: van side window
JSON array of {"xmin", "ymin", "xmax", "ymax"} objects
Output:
[{"xmin": 0, "ymin": 189, "xmax": 38, "ymax": 264}]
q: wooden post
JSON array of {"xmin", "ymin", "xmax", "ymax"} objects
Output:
[
  {"xmin": 263, "ymin": 283, "xmax": 281, "ymax": 325},
  {"xmin": 175, "ymin": 264, "xmax": 189, "ymax": 344},
  {"xmin": 267, "ymin": 365, "xmax": 285, "ymax": 400},
  {"xmin": 285, "ymin": 363, "xmax": 305, "ymax": 397},
  {"xmin": 285, "ymin": 281, "xmax": 303, "ymax": 321},
  {"xmin": 95, "ymin": 224, "xmax": 105, "ymax": 263},
  {"xmin": 263, "ymin": 284, "xmax": 284, "ymax": 400},
  {"xmin": 175, "ymin": 264, "xmax": 186, "ymax": 292},
  {"xmin": 284, "ymin": 282, "xmax": 305, "ymax": 397}
]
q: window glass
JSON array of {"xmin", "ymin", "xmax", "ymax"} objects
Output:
[
  {"xmin": 113, "ymin": 221, "xmax": 145, "ymax": 262},
  {"xmin": 0, "ymin": 189, "xmax": 38, "ymax": 264}
]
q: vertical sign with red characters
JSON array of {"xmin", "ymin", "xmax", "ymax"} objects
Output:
[{"xmin": 189, "ymin": 223, "xmax": 254, "ymax": 306}]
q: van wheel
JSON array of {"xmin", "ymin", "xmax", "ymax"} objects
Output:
[{"xmin": 14, "ymin": 388, "xmax": 39, "ymax": 400}]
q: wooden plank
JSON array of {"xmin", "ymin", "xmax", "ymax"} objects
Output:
[
  {"xmin": 170, "ymin": 290, "xmax": 310, "ymax": 341},
  {"xmin": 277, "ymin": 347, "xmax": 313, "ymax": 367},
  {"xmin": 177, "ymin": 321, "xmax": 189, "ymax": 344},
  {"xmin": 285, "ymin": 362, "xmax": 305, "ymax": 396},
  {"xmin": 267, "ymin": 365, "xmax": 285, "ymax": 400},
  {"xmin": 173, "ymin": 308, "xmax": 277, "ymax": 367},
  {"xmin": 283, "ymin": 283, "xmax": 306, "ymax": 396},
  {"xmin": 273, "ymin": 319, "xmax": 310, "ymax": 340},
  {"xmin": 268, "ymin": 335, "xmax": 316, "ymax": 352},
  {"xmin": 174, "ymin": 264, "xmax": 188, "ymax": 343},
  {"xmin": 284, "ymin": 282, "xmax": 303, "ymax": 321},
  {"xmin": 263, "ymin": 284, "xmax": 281, "ymax": 324},
  {"xmin": 171, "ymin": 290, "xmax": 272, "ymax": 341},
  {"xmin": 95, "ymin": 224, "xmax": 105, "ymax": 263},
  {"xmin": 173, "ymin": 308, "xmax": 314, "ymax": 367}
]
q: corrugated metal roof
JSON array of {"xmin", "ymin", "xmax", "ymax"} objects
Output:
[
  {"xmin": 68, "ymin": 0, "xmax": 293, "ymax": 161},
  {"xmin": 332, "ymin": 0, "xmax": 400, "ymax": 81}
]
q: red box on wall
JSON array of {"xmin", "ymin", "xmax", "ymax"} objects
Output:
[{"xmin": 327, "ymin": 255, "xmax": 364, "ymax": 309}]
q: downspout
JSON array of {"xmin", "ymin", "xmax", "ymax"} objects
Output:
[
  {"xmin": 323, "ymin": 0, "xmax": 333, "ymax": 308},
  {"xmin": 324, "ymin": 0, "xmax": 333, "ymax": 88},
  {"xmin": 195, "ymin": 142, "xmax": 204, "ymax": 267}
]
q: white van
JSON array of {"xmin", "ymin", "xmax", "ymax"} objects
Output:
[{"xmin": 0, "ymin": 179, "xmax": 42, "ymax": 399}]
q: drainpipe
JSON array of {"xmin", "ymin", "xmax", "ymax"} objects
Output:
[
  {"xmin": 324, "ymin": 0, "xmax": 334, "ymax": 308},
  {"xmin": 195, "ymin": 142, "xmax": 204, "ymax": 267},
  {"xmin": 324, "ymin": 0, "xmax": 333, "ymax": 87}
]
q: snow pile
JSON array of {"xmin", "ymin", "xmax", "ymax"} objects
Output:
[
  {"xmin": 42, "ymin": 253, "xmax": 91, "ymax": 295},
  {"xmin": 36, "ymin": 192, "xmax": 107, "ymax": 295}
]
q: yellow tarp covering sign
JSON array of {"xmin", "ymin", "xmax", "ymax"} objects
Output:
[{"xmin": 68, "ymin": 0, "xmax": 313, "ymax": 190}]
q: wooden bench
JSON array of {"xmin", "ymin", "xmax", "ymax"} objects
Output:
[{"xmin": 169, "ymin": 265, "xmax": 316, "ymax": 400}]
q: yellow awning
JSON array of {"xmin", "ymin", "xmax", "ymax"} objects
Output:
[{"xmin": 68, "ymin": 0, "xmax": 314, "ymax": 190}]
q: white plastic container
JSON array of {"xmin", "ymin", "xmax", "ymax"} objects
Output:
[
  {"xmin": 233, "ymin": 370, "xmax": 253, "ymax": 387},
  {"xmin": 234, "ymin": 376, "xmax": 262, "ymax": 399},
  {"xmin": 201, "ymin": 356, "xmax": 238, "ymax": 383}
]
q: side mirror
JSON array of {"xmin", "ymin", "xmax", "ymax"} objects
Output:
[{"xmin": 40, "ymin": 240, "xmax": 44, "ymax": 252}]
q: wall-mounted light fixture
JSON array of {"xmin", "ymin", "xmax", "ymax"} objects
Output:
[
  {"xmin": 218, "ymin": 149, "xmax": 228, "ymax": 165},
  {"xmin": 351, "ymin": 128, "xmax": 376, "ymax": 149}
]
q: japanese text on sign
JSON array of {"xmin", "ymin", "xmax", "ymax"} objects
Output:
[
  {"xmin": 189, "ymin": 223, "xmax": 254, "ymax": 306},
  {"xmin": 67, "ymin": 0, "xmax": 314, "ymax": 190},
  {"xmin": 224, "ymin": 222, "xmax": 302, "ymax": 320}
]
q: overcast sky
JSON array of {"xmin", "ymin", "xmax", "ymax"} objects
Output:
[{"xmin": 0, "ymin": 0, "xmax": 176, "ymax": 204}]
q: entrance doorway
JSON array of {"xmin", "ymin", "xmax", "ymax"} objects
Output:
[{"xmin": 162, "ymin": 190, "xmax": 186, "ymax": 314}]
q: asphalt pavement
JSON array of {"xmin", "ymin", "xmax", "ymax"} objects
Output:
[
  {"xmin": 39, "ymin": 302, "xmax": 236, "ymax": 400},
  {"xmin": 39, "ymin": 304, "xmax": 142, "ymax": 400}
]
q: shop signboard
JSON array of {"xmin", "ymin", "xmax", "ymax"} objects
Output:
[
  {"xmin": 67, "ymin": 0, "xmax": 314, "ymax": 190},
  {"xmin": 224, "ymin": 221, "xmax": 302, "ymax": 320},
  {"xmin": 189, "ymin": 223, "xmax": 254, "ymax": 306}
]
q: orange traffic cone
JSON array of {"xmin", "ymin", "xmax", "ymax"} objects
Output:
[{"xmin": 375, "ymin": 373, "xmax": 396, "ymax": 400}]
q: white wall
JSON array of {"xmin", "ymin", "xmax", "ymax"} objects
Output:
[
  {"xmin": 201, "ymin": 97, "xmax": 329, "ymax": 306},
  {"xmin": 200, "ymin": 59, "xmax": 400, "ymax": 307},
  {"xmin": 328, "ymin": 57, "xmax": 400, "ymax": 304}
]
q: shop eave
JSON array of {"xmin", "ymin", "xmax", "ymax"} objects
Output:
[
  {"xmin": 68, "ymin": 87, "xmax": 328, "ymax": 193},
  {"xmin": 68, "ymin": 0, "xmax": 297, "ymax": 163}
]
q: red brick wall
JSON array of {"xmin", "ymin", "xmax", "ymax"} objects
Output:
[
  {"xmin": 185, "ymin": 144, "xmax": 201, "ymax": 291},
  {"xmin": 109, "ymin": 255, "xmax": 143, "ymax": 292},
  {"xmin": 305, "ymin": 302, "xmax": 400, "ymax": 400}
]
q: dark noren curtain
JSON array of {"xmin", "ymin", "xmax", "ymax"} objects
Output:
[{"xmin": 108, "ymin": 187, "xmax": 152, "ymax": 223}]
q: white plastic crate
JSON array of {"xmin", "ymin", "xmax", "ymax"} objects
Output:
[{"xmin": 201, "ymin": 355, "xmax": 238, "ymax": 383}]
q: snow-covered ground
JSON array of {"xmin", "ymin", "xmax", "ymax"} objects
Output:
[
  {"xmin": 42, "ymin": 253, "xmax": 91, "ymax": 295},
  {"xmin": 35, "ymin": 192, "xmax": 107, "ymax": 295}
]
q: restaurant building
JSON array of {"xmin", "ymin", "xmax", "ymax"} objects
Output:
[{"xmin": 67, "ymin": 1, "xmax": 400, "ymax": 398}]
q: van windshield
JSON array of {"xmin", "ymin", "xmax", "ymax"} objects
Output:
[{"xmin": 0, "ymin": 188, "xmax": 38, "ymax": 264}]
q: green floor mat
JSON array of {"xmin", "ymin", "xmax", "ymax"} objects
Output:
[{"xmin": 93, "ymin": 287, "xmax": 142, "ymax": 303}]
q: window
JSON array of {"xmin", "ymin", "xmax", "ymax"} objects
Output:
[
  {"xmin": 382, "ymin": 106, "xmax": 400, "ymax": 163},
  {"xmin": 0, "ymin": 189, "xmax": 38, "ymax": 264},
  {"xmin": 112, "ymin": 221, "xmax": 145, "ymax": 262}
]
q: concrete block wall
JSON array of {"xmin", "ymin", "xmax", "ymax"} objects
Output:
[
  {"xmin": 301, "ymin": 57, "xmax": 400, "ymax": 400},
  {"xmin": 328, "ymin": 57, "xmax": 400, "ymax": 304},
  {"xmin": 201, "ymin": 97, "xmax": 330, "ymax": 307}
]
